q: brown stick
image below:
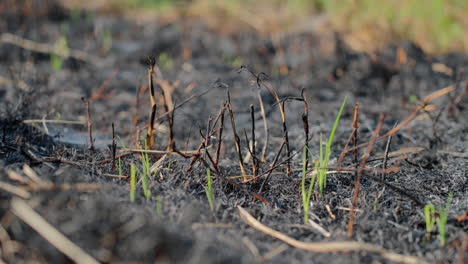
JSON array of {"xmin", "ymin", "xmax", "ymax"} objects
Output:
[
  {"xmin": 238, "ymin": 206, "xmax": 427, "ymax": 264},
  {"xmin": 382, "ymin": 135, "xmax": 393, "ymax": 180},
  {"xmin": 301, "ymin": 89, "xmax": 309, "ymax": 172},
  {"xmin": 81, "ymin": 97, "xmax": 94, "ymax": 151},
  {"xmin": 10, "ymin": 198, "xmax": 100, "ymax": 264},
  {"xmin": 227, "ymin": 91, "xmax": 247, "ymax": 179},
  {"xmin": 215, "ymin": 102, "xmax": 227, "ymax": 166},
  {"xmin": 352, "ymin": 103, "xmax": 360, "ymax": 164},
  {"xmin": 242, "ymin": 67, "xmax": 290, "ymax": 175},
  {"xmin": 348, "ymin": 113, "xmax": 385, "ymax": 237},
  {"xmin": 146, "ymin": 57, "xmax": 157, "ymax": 149},
  {"xmin": 111, "ymin": 123, "xmax": 116, "ymax": 171},
  {"xmin": 146, "ymin": 104, "xmax": 157, "ymax": 149},
  {"xmin": 256, "ymin": 90, "xmax": 269, "ymax": 162},
  {"xmin": 155, "ymin": 70, "xmax": 176, "ymax": 151},
  {"xmin": 250, "ymin": 104, "xmax": 258, "ymax": 177}
]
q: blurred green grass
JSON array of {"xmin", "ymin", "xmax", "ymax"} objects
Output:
[{"xmin": 104, "ymin": 0, "xmax": 467, "ymax": 53}]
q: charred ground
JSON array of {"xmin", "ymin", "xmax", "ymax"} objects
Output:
[{"xmin": 0, "ymin": 2, "xmax": 467, "ymax": 264}]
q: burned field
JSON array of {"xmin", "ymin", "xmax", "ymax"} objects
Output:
[{"xmin": 0, "ymin": 3, "xmax": 467, "ymax": 264}]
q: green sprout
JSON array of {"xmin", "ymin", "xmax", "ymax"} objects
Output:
[
  {"xmin": 317, "ymin": 97, "xmax": 347, "ymax": 194},
  {"xmin": 436, "ymin": 192, "xmax": 453, "ymax": 246},
  {"xmin": 140, "ymin": 150, "xmax": 151, "ymax": 199},
  {"xmin": 423, "ymin": 192, "xmax": 453, "ymax": 246},
  {"xmin": 424, "ymin": 204, "xmax": 436, "ymax": 239},
  {"xmin": 130, "ymin": 163, "xmax": 136, "ymax": 202},
  {"xmin": 51, "ymin": 35, "xmax": 68, "ymax": 71},
  {"xmin": 205, "ymin": 168, "xmax": 214, "ymax": 211},
  {"xmin": 155, "ymin": 196, "xmax": 163, "ymax": 216},
  {"xmin": 301, "ymin": 146, "xmax": 318, "ymax": 223}
]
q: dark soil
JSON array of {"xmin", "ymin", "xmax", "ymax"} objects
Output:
[{"xmin": 0, "ymin": 2, "xmax": 467, "ymax": 263}]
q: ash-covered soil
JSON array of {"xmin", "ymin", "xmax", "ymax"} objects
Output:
[{"xmin": 0, "ymin": 2, "xmax": 467, "ymax": 263}]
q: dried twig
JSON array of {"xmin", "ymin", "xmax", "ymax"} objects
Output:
[
  {"xmin": 241, "ymin": 67, "xmax": 290, "ymax": 175},
  {"xmin": 348, "ymin": 114, "xmax": 385, "ymax": 237},
  {"xmin": 337, "ymin": 103, "xmax": 359, "ymax": 166},
  {"xmin": 0, "ymin": 181, "xmax": 30, "ymax": 199},
  {"xmin": 227, "ymin": 90, "xmax": 247, "ymax": 179},
  {"xmin": 215, "ymin": 102, "xmax": 227, "ymax": 166},
  {"xmin": 81, "ymin": 97, "xmax": 94, "ymax": 151},
  {"xmin": 155, "ymin": 68, "xmax": 176, "ymax": 150},
  {"xmin": 238, "ymin": 206, "xmax": 427, "ymax": 264},
  {"xmin": 111, "ymin": 123, "xmax": 117, "ymax": 171},
  {"xmin": 301, "ymin": 89, "xmax": 309, "ymax": 173},
  {"xmin": 382, "ymin": 135, "xmax": 393, "ymax": 180},
  {"xmin": 10, "ymin": 198, "xmax": 100, "ymax": 264},
  {"xmin": 146, "ymin": 57, "xmax": 157, "ymax": 149},
  {"xmin": 256, "ymin": 89, "xmax": 269, "ymax": 162},
  {"xmin": 250, "ymin": 104, "xmax": 258, "ymax": 177}
]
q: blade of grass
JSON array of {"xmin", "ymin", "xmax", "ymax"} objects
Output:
[
  {"xmin": 205, "ymin": 168, "xmax": 214, "ymax": 211},
  {"xmin": 130, "ymin": 163, "xmax": 136, "ymax": 202},
  {"xmin": 321, "ymin": 97, "xmax": 347, "ymax": 193}
]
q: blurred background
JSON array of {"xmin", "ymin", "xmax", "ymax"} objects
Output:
[{"xmin": 57, "ymin": 0, "xmax": 468, "ymax": 54}]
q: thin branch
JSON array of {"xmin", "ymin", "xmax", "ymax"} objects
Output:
[
  {"xmin": 10, "ymin": 198, "xmax": 100, "ymax": 264},
  {"xmin": 238, "ymin": 206, "xmax": 427, "ymax": 264}
]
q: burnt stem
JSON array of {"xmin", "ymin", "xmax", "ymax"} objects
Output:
[
  {"xmin": 337, "ymin": 102, "xmax": 359, "ymax": 166},
  {"xmin": 146, "ymin": 104, "xmax": 157, "ymax": 150},
  {"xmin": 81, "ymin": 97, "xmax": 94, "ymax": 152},
  {"xmin": 301, "ymin": 89, "xmax": 309, "ymax": 172},
  {"xmin": 111, "ymin": 123, "xmax": 116, "ymax": 171},
  {"xmin": 215, "ymin": 102, "xmax": 227, "ymax": 166},
  {"xmin": 250, "ymin": 104, "xmax": 257, "ymax": 177},
  {"xmin": 146, "ymin": 57, "xmax": 157, "ymax": 149},
  {"xmin": 352, "ymin": 103, "xmax": 360, "ymax": 165},
  {"xmin": 280, "ymin": 101, "xmax": 291, "ymax": 176},
  {"xmin": 227, "ymin": 90, "xmax": 246, "ymax": 179},
  {"xmin": 382, "ymin": 135, "xmax": 392, "ymax": 180},
  {"xmin": 256, "ymin": 90, "xmax": 269, "ymax": 163},
  {"xmin": 348, "ymin": 113, "xmax": 385, "ymax": 238},
  {"xmin": 241, "ymin": 67, "xmax": 290, "ymax": 176}
]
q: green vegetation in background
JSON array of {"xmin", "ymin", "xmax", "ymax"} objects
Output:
[
  {"xmin": 318, "ymin": 0, "xmax": 466, "ymax": 52},
  {"xmin": 108, "ymin": 0, "xmax": 467, "ymax": 53},
  {"xmin": 111, "ymin": 0, "xmax": 174, "ymax": 10}
]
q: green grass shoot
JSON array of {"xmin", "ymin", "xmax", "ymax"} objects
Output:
[
  {"xmin": 205, "ymin": 168, "xmax": 214, "ymax": 211},
  {"xmin": 424, "ymin": 204, "xmax": 436, "ymax": 235},
  {"xmin": 317, "ymin": 97, "xmax": 347, "ymax": 195},
  {"xmin": 423, "ymin": 192, "xmax": 453, "ymax": 246},
  {"xmin": 436, "ymin": 192, "xmax": 453, "ymax": 246},
  {"xmin": 130, "ymin": 163, "xmax": 136, "ymax": 202},
  {"xmin": 140, "ymin": 149, "xmax": 151, "ymax": 199},
  {"xmin": 301, "ymin": 145, "xmax": 318, "ymax": 223},
  {"xmin": 156, "ymin": 197, "xmax": 162, "ymax": 216}
]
